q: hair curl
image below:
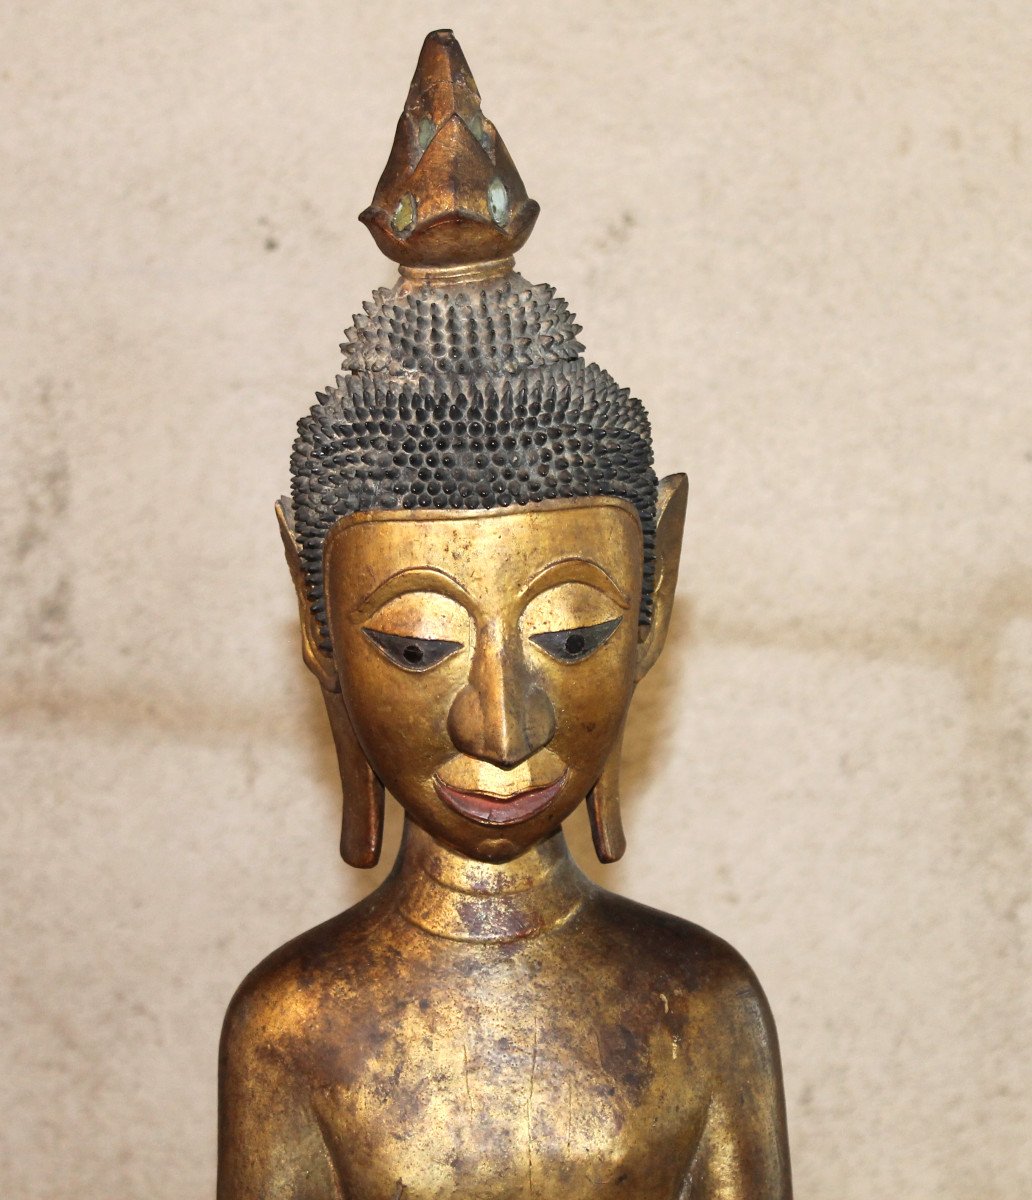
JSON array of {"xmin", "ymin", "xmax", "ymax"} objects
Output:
[{"xmin": 291, "ymin": 277, "xmax": 657, "ymax": 651}]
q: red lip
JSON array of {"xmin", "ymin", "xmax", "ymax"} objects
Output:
[{"xmin": 433, "ymin": 771, "xmax": 569, "ymax": 827}]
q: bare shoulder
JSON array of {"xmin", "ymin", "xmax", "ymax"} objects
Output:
[
  {"xmin": 220, "ymin": 891, "xmax": 389, "ymax": 1060},
  {"xmin": 588, "ymin": 888, "xmax": 776, "ymax": 1029},
  {"xmin": 216, "ymin": 900, "xmax": 393, "ymax": 1198}
]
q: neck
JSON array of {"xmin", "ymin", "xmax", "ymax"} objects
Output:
[{"xmin": 388, "ymin": 819, "xmax": 588, "ymax": 943}]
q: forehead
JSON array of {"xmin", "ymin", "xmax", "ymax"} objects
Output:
[{"xmin": 323, "ymin": 497, "xmax": 643, "ymax": 607}]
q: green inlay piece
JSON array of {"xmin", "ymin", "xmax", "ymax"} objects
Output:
[
  {"xmin": 487, "ymin": 178, "xmax": 509, "ymax": 226},
  {"xmin": 392, "ymin": 193, "xmax": 416, "ymax": 233}
]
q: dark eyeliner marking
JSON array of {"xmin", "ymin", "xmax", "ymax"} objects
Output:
[
  {"xmin": 363, "ymin": 628, "xmax": 463, "ymax": 671},
  {"xmin": 530, "ymin": 617, "xmax": 622, "ymax": 663}
]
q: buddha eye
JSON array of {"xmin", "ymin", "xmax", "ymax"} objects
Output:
[
  {"xmin": 362, "ymin": 628, "xmax": 463, "ymax": 672},
  {"xmin": 530, "ymin": 617, "xmax": 622, "ymax": 663}
]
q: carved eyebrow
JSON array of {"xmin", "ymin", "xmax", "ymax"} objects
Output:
[
  {"xmin": 520, "ymin": 557, "xmax": 631, "ymax": 609},
  {"xmin": 355, "ymin": 566, "xmax": 473, "ymax": 620}
]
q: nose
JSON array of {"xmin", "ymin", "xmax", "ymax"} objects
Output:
[{"xmin": 447, "ymin": 620, "xmax": 556, "ymax": 770}]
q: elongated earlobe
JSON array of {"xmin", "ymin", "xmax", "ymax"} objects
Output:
[
  {"xmin": 591, "ymin": 473, "xmax": 688, "ymax": 862},
  {"xmin": 587, "ymin": 723, "xmax": 627, "ymax": 863},
  {"xmin": 277, "ymin": 498, "xmax": 384, "ymax": 868},
  {"xmin": 321, "ymin": 686, "xmax": 385, "ymax": 868}
]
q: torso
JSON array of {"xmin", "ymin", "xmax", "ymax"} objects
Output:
[{"xmin": 270, "ymin": 885, "xmax": 728, "ymax": 1200}]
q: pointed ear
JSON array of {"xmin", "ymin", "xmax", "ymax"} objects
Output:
[
  {"xmin": 637, "ymin": 473, "xmax": 688, "ymax": 680},
  {"xmin": 276, "ymin": 498, "xmax": 339, "ymax": 693}
]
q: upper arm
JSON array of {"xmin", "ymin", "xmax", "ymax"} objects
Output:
[
  {"xmin": 217, "ymin": 980, "xmax": 343, "ymax": 1200},
  {"xmin": 687, "ymin": 956, "xmax": 792, "ymax": 1200}
]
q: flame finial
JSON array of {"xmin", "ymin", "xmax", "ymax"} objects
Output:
[{"xmin": 359, "ymin": 30, "xmax": 540, "ymax": 270}]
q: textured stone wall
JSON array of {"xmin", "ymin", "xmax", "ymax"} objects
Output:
[{"xmin": 1, "ymin": 2, "xmax": 1029, "ymax": 1197}]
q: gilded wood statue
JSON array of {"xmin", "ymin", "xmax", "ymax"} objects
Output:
[{"xmin": 218, "ymin": 30, "xmax": 792, "ymax": 1199}]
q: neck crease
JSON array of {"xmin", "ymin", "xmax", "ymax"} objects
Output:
[{"xmin": 391, "ymin": 820, "xmax": 587, "ymax": 943}]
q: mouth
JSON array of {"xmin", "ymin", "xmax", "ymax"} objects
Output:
[{"xmin": 433, "ymin": 770, "xmax": 570, "ymax": 827}]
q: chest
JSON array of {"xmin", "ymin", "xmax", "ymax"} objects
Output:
[{"xmin": 309, "ymin": 965, "xmax": 708, "ymax": 1200}]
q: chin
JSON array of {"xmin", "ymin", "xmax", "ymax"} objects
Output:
[
  {"xmin": 450, "ymin": 805, "xmax": 585, "ymax": 863},
  {"xmin": 404, "ymin": 806, "xmax": 565, "ymax": 863},
  {"xmin": 468, "ymin": 834, "xmax": 527, "ymax": 862},
  {"xmin": 431, "ymin": 820, "xmax": 547, "ymax": 862}
]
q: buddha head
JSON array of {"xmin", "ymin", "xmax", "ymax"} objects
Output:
[{"xmin": 279, "ymin": 30, "xmax": 687, "ymax": 867}]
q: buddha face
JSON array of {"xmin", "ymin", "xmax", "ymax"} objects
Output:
[
  {"xmin": 281, "ymin": 477, "xmax": 686, "ymax": 865},
  {"xmin": 321, "ymin": 497, "xmax": 643, "ymax": 860}
]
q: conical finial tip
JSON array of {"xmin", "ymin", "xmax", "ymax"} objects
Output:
[{"xmin": 361, "ymin": 29, "xmax": 538, "ymax": 270}]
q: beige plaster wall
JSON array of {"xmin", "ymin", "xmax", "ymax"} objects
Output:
[{"xmin": 2, "ymin": 2, "xmax": 1029, "ymax": 1196}]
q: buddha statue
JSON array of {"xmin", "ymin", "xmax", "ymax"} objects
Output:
[{"xmin": 218, "ymin": 30, "xmax": 791, "ymax": 1200}]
